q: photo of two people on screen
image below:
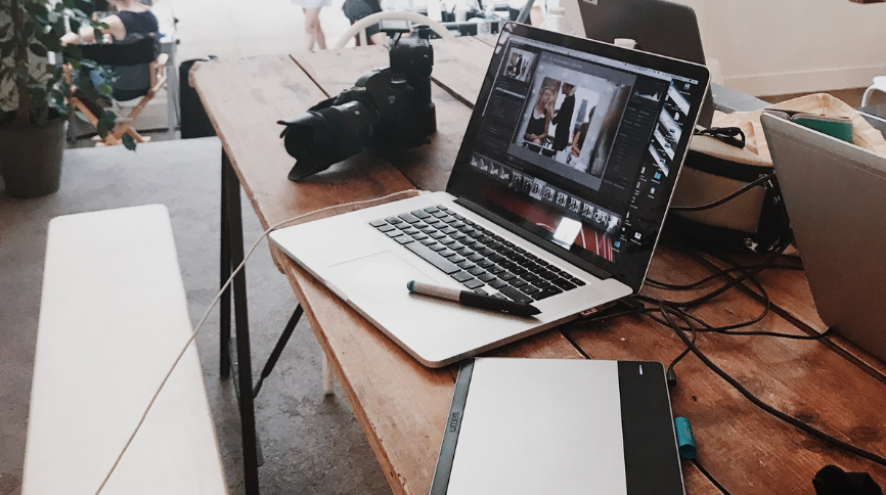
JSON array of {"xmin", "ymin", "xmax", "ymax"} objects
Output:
[{"xmin": 515, "ymin": 73, "xmax": 631, "ymax": 183}]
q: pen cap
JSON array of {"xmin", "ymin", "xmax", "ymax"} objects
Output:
[{"xmin": 674, "ymin": 416, "xmax": 696, "ymax": 459}]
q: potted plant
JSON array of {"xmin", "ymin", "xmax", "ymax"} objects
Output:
[{"xmin": 0, "ymin": 0, "xmax": 122, "ymax": 198}]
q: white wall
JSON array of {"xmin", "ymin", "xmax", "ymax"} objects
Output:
[{"xmin": 679, "ymin": 0, "xmax": 886, "ymax": 96}]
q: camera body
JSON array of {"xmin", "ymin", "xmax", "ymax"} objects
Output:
[{"xmin": 279, "ymin": 27, "xmax": 436, "ymax": 181}]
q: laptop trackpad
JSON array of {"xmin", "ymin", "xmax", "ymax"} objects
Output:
[{"xmin": 326, "ymin": 251, "xmax": 437, "ymax": 305}]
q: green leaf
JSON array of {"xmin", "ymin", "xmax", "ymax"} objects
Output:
[
  {"xmin": 122, "ymin": 133, "xmax": 137, "ymax": 151},
  {"xmin": 97, "ymin": 110, "xmax": 116, "ymax": 138},
  {"xmin": 29, "ymin": 44, "xmax": 48, "ymax": 57},
  {"xmin": 22, "ymin": 23, "xmax": 35, "ymax": 40},
  {"xmin": 98, "ymin": 83, "xmax": 113, "ymax": 97},
  {"xmin": 74, "ymin": 110, "xmax": 91, "ymax": 123},
  {"xmin": 63, "ymin": 0, "xmax": 77, "ymax": 8},
  {"xmin": 69, "ymin": 19, "xmax": 81, "ymax": 34}
]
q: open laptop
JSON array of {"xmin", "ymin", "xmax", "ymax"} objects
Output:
[
  {"xmin": 564, "ymin": 0, "xmax": 714, "ymax": 127},
  {"xmin": 761, "ymin": 112, "xmax": 886, "ymax": 362},
  {"xmin": 270, "ymin": 23, "xmax": 710, "ymax": 367}
]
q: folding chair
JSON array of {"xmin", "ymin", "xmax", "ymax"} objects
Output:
[{"xmin": 67, "ymin": 34, "xmax": 168, "ymax": 146}]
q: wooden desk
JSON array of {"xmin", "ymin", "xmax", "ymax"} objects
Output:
[{"xmin": 191, "ymin": 36, "xmax": 886, "ymax": 495}]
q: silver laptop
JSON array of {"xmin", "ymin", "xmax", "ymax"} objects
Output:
[
  {"xmin": 271, "ymin": 23, "xmax": 710, "ymax": 367},
  {"xmin": 564, "ymin": 0, "xmax": 714, "ymax": 127},
  {"xmin": 761, "ymin": 113, "xmax": 886, "ymax": 362}
]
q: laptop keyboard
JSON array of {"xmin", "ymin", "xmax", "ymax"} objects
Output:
[{"xmin": 369, "ymin": 205, "xmax": 586, "ymax": 303}]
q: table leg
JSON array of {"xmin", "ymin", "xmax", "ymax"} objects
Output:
[
  {"xmin": 222, "ymin": 150, "xmax": 261, "ymax": 495},
  {"xmin": 220, "ymin": 156, "xmax": 232, "ymax": 379}
]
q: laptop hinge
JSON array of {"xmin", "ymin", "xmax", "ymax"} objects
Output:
[{"xmin": 453, "ymin": 198, "xmax": 615, "ymax": 281}]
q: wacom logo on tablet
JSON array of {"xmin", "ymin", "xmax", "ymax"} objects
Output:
[{"xmin": 449, "ymin": 412, "xmax": 461, "ymax": 432}]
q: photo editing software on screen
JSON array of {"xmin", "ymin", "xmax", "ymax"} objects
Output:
[{"xmin": 467, "ymin": 33, "xmax": 698, "ymax": 268}]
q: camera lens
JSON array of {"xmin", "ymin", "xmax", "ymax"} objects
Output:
[{"xmin": 282, "ymin": 100, "xmax": 381, "ymax": 181}]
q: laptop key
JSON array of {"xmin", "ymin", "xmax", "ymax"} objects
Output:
[
  {"xmin": 451, "ymin": 221, "xmax": 466, "ymax": 229},
  {"xmin": 386, "ymin": 217, "xmax": 403, "ymax": 224},
  {"xmin": 451, "ymin": 232, "xmax": 468, "ymax": 241},
  {"xmin": 401, "ymin": 227, "xmax": 419, "ymax": 235},
  {"xmin": 489, "ymin": 266, "xmax": 505, "ymax": 275},
  {"xmin": 370, "ymin": 219, "xmax": 387, "ymax": 227},
  {"xmin": 430, "ymin": 232, "xmax": 446, "ymax": 240},
  {"xmin": 552, "ymin": 278, "xmax": 577, "ymax": 290},
  {"xmin": 439, "ymin": 237, "xmax": 456, "ymax": 245},
  {"xmin": 420, "ymin": 238, "xmax": 436, "ymax": 246},
  {"xmin": 478, "ymin": 273, "xmax": 496, "ymax": 283},
  {"xmin": 426, "ymin": 217, "xmax": 442, "ymax": 225},
  {"xmin": 451, "ymin": 271, "xmax": 473, "ymax": 283},
  {"xmin": 385, "ymin": 230, "xmax": 402, "ymax": 238},
  {"xmin": 449, "ymin": 255, "xmax": 466, "ymax": 264},
  {"xmin": 511, "ymin": 278, "xmax": 528, "ymax": 288},
  {"xmin": 467, "ymin": 266, "xmax": 485, "ymax": 276},
  {"xmin": 411, "ymin": 233, "xmax": 428, "ymax": 240},
  {"xmin": 523, "ymin": 273, "xmax": 539, "ymax": 281},
  {"xmin": 428, "ymin": 243, "xmax": 446, "ymax": 252},
  {"xmin": 532, "ymin": 286, "xmax": 563, "ymax": 301},
  {"xmin": 399, "ymin": 213, "xmax": 421, "ymax": 224},
  {"xmin": 439, "ymin": 249, "xmax": 457, "ymax": 258},
  {"xmin": 393, "ymin": 235, "xmax": 414, "ymax": 245},
  {"xmin": 457, "ymin": 260, "xmax": 476, "ymax": 270},
  {"xmin": 424, "ymin": 207, "xmax": 439, "ymax": 214},
  {"xmin": 463, "ymin": 279, "xmax": 485, "ymax": 290},
  {"xmin": 411, "ymin": 210, "xmax": 431, "ymax": 219},
  {"xmin": 376, "ymin": 224, "xmax": 396, "ymax": 233},
  {"xmin": 467, "ymin": 253, "xmax": 484, "ymax": 262},
  {"xmin": 440, "ymin": 226, "xmax": 458, "ymax": 235},
  {"xmin": 432, "ymin": 211, "xmax": 449, "ymax": 218},
  {"xmin": 488, "ymin": 279, "xmax": 508, "ymax": 290},
  {"xmin": 533, "ymin": 279, "xmax": 552, "ymax": 288},
  {"xmin": 437, "ymin": 205, "xmax": 449, "ymax": 210},
  {"xmin": 440, "ymin": 216, "xmax": 457, "ymax": 224},
  {"xmin": 500, "ymin": 272, "xmax": 516, "ymax": 281},
  {"xmin": 538, "ymin": 270, "xmax": 558, "ymax": 280},
  {"xmin": 404, "ymin": 242, "xmax": 460, "ymax": 275},
  {"xmin": 522, "ymin": 286, "xmax": 541, "ymax": 295},
  {"xmin": 498, "ymin": 286, "xmax": 533, "ymax": 304},
  {"xmin": 477, "ymin": 259, "xmax": 494, "ymax": 268}
]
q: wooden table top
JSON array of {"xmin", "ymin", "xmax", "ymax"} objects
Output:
[{"xmin": 191, "ymin": 36, "xmax": 886, "ymax": 495}]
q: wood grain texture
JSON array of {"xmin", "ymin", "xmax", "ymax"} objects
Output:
[
  {"xmin": 429, "ymin": 36, "xmax": 494, "ymax": 107},
  {"xmin": 694, "ymin": 249, "xmax": 886, "ymax": 381},
  {"xmin": 566, "ymin": 241, "xmax": 886, "ymax": 493}
]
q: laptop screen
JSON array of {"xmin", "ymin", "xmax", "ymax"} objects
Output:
[{"xmin": 447, "ymin": 23, "xmax": 709, "ymax": 291}]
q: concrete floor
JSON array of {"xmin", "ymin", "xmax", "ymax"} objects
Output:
[{"xmin": 0, "ymin": 138, "xmax": 392, "ymax": 495}]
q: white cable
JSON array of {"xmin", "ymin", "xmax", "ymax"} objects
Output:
[{"xmin": 92, "ymin": 189, "xmax": 418, "ymax": 495}]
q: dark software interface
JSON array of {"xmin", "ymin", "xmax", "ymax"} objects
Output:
[{"xmin": 448, "ymin": 31, "xmax": 705, "ymax": 289}]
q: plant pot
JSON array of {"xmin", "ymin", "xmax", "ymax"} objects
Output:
[{"xmin": 0, "ymin": 115, "xmax": 68, "ymax": 198}]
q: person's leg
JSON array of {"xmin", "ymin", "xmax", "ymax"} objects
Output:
[
  {"xmin": 303, "ymin": 8, "xmax": 319, "ymax": 51},
  {"xmin": 313, "ymin": 8, "xmax": 327, "ymax": 50}
]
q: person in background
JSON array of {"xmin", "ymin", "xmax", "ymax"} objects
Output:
[
  {"xmin": 61, "ymin": 0, "xmax": 158, "ymax": 44},
  {"xmin": 552, "ymin": 82, "xmax": 575, "ymax": 152},
  {"xmin": 342, "ymin": 0, "xmax": 385, "ymax": 45},
  {"xmin": 293, "ymin": 0, "xmax": 331, "ymax": 51},
  {"xmin": 507, "ymin": 0, "xmax": 545, "ymax": 26}
]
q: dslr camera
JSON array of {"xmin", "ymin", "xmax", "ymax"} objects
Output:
[{"xmin": 279, "ymin": 23, "xmax": 437, "ymax": 181}]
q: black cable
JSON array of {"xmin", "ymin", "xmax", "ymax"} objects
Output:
[
  {"xmin": 657, "ymin": 302, "xmax": 886, "ymax": 468},
  {"xmin": 646, "ymin": 263, "xmax": 803, "ymax": 291},
  {"xmin": 641, "ymin": 244, "xmax": 788, "ymax": 309},
  {"xmin": 670, "ymin": 174, "xmax": 776, "ymax": 212}
]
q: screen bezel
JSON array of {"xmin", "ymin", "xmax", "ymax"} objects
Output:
[{"xmin": 445, "ymin": 22, "xmax": 711, "ymax": 293}]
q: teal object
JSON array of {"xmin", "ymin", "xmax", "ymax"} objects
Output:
[{"xmin": 674, "ymin": 417, "xmax": 697, "ymax": 459}]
